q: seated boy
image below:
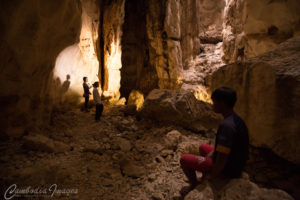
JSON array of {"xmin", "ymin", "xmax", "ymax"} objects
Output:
[{"xmin": 180, "ymin": 87, "xmax": 249, "ymax": 194}]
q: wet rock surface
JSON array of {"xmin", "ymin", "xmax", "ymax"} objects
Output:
[{"xmin": 0, "ymin": 104, "xmax": 298, "ymax": 200}]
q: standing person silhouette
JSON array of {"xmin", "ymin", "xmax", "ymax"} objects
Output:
[
  {"xmin": 83, "ymin": 77, "xmax": 91, "ymax": 112},
  {"xmin": 92, "ymin": 82, "xmax": 103, "ymax": 121}
]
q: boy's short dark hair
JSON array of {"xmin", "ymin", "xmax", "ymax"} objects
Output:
[
  {"xmin": 83, "ymin": 77, "xmax": 87, "ymax": 81},
  {"xmin": 211, "ymin": 87, "xmax": 237, "ymax": 108},
  {"xmin": 93, "ymin": 81, "xmax": 99, "ymax": 88}
]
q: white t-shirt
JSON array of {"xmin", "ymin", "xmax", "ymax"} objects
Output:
[{"xmin": 93, "ymin": 88, "xmax": 101, "ymax": 104}]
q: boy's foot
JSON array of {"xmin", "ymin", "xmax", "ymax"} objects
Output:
[{"xmin": 179, "ymin": 183, "xmax": 197, "ymax": 197}]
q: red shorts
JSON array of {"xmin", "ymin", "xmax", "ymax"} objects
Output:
[{"xmin": 180, "ymin": 144, "xmax": 214, "ymax": 173}]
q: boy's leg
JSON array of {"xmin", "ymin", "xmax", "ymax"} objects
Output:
[
  {"xmin": 180, "ymin": 154, "xmax": 213, "ymax": 184},
  {"xmin": 84, "ymin": 96, "xmax": 89, "ymax": 111},
  {"xmin": 99, "ymin": 104, "xmax": 103, "ymax": 117},
  {"xmin": 180, "ymin": 154, "xmax": 213, "ymax": 196},
  {"xmin": 95, "ymin": 104, "xmax": 100, "ymax": 120},
  {"xmin": 199, "ymin": 144, "xmax": 215, "ymax": 156}
]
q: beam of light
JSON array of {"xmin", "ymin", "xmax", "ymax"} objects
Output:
[
  {"xmin": 53, "ymin": 43, "xmax": 99, "ymax": 95},
  {"xmin": 105, "ymin": 39, "xmax": 122, "ymax": 97},
  {"xmin": 53, "ymin": 8, "xmax": 99, "ymax": 97}
]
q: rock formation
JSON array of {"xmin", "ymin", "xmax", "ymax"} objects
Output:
[
  {"xmin": 53, "ymin": 0, "xmax": 100, "ymax": 100},
  {"xmin": 120, "ymin": 0, "xmax": 158, "ymax": 99},
  {"xmin": 223, "ymin": 0, "xmax": 300, "ymax": 63},
  {"xmin": 0, "ymin": 0, "xmax": 81, "ymax": 136},
  {"xmin": 208, "ymin": 36, "xmax": 300, "ymax": 165},
  {"xmin": 0, "ymin": 1, "xmax": 300, "ymax": 198},
  {"xmin": 140, "ymin": 89, "xmax": 222, "ymax": 131},
  {"xmin": 185, "ymin": 178, "xmax": 294, "ymax": 200}
]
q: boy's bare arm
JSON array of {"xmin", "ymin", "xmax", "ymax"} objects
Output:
[{"xmin": 208, "ymin": 152, "xmax": 229, "ymax": 179}]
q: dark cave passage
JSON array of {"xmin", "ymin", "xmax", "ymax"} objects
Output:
[{"xmin": 120, "ymin": 0, "xmax": 158, "ymax": 100}]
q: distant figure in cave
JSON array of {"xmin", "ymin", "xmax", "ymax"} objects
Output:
[
  {"xmin": 83, "ymin": 76, "xmax": 92, "ymax": 112},
  {"xmin": 92, "ymin": 81, "xmax": 103, "ymax": 121},
  {"xmin": 60, "ymin": 74, "xmax": 71, "ymax": 103},
  {"xmin": 180, "ymin": 87, "xmax": 249, "ymax": 196}
]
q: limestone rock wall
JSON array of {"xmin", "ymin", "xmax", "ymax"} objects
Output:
[
  {"xmin": 52, "ymin": 0, "xmax": 100, "ymax": 103},
  {"xmin": 208, "ymin": 37, "xmax": 300, "ymax": 164},
  {"xmin": 101, "ymin": 0, "xmax": 125, "ymax": 98},
  {"xmin": 145, "ymin": 0, "xmax": 226, "ymax": 92},
  {"xmin": 180, "ymin": 0, "xmax": 225, "ymax": 65},
  {"xmin": 223, "ymin": 0, "xmax": 300, "ymax": 63},
  {"xmin": 180, "ymin": 0, "xmax": 226, "ymax": 102},
  {"xmin": 120, "ymin": 0, "xmax": 158, "ymax": 99},
  {"xmin": 146, "ymin": 0, "xmax": 177, "ymax": 89},
  {"xmin": 143, "ymin": 0, "xmax": 300, "ymax": 100},
  {"xmin": 0, "ymin": 0, "xmax": 81, "ymax": 136}
]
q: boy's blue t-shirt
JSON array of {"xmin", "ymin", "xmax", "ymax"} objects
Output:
[{"xmin": 213, "ymin": 112, "xmax": 249, "ymax": 178}]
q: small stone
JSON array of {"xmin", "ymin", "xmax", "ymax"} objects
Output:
[
  {"xmin": 165, "ymin": 167, "xmax": 172, "ymax": 172},
  {"xmin": 148, "ymin": 173, "xmax": 156, "ymax": 182},
  {"xmin": 128, "ymin": 90, "xmax": 145, "ymax": 110},
  {"xmin": 155, "ymin": 156, "xmax": 165, "ymax": 163},
  {"xmin": 104, "ymin": 143, "xmax": 111, "ymax": 150},
  {"xmin": 164, "ymin": 130, "xmax": 182, "ymax": 149},
  {"xmin": 120, "ymin": 160, "xmax": 146, "ymax": 178},
  {"xmin": 160, "ymin": 149, "xmax": 173, "ymax": 158},
  {"xmin": 115, "ymin": 137, "xmax": 132, "ymax": 152},
  {"xmin": 151, "ymin": 192, "xmax": 164, "ymax": 200}
]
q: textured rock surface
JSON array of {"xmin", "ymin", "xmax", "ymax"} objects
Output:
[
  {"xmin": 208, "ymin": 37, "xmax": 300, "ymax": 164},
  {"xmin": 120, "ymin": 0, "xmax": 158, "ymax": 99},
  {"xmin": 223, "ymin": 0, "xmax": 300, "ymax": 63},
  {"xmin": 23, "ymin": 134, "xmax": 70, "ymax": 153},
  {"xmin": 53, "ymin": 0, "xmax": 100, "ymax": 100},
  {"xmin": 128, "ymin": 90, "xmax": 144, "ymax": 110},
  {"xmin": 219, "ymin": 178, "xmax": 294, "ymax": 200},
  {"xmin": 140, "ymin": 89, "xmax": 222, "ymax": 130},
  {"xmin": 0, "ymin": 0, "xmax": 81, "ymax": 134},
  {"xmin": 102, "ymin": 0, "xmax": 125, "ymax": 98},
  {"xmin": 1, "ymin": 105, "xmax": 297, "ymax": 199},
  {"xmin": 146, "ymin": 0, "xmax": 226, "ymax": 91},
  {"xmin": 164, "ymin": 130, "xmax": 182, "ymax": 149},
  {"xmin": 186, "ymin": 178, "xmax": 294, "ymax": 200}
]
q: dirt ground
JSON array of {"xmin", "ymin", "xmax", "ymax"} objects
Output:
[{"xmin": 0, "ymin": 104, "xmax": 299, "ymax": 200}]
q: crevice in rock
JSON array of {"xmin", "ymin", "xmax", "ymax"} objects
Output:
[
  {"xmin": 120, "ymin": 0, "xmax": 158, "ymax": 99},
  {"xmin": 99, "ymin": 0, "xmax": 106, "ymax": 90},
  {"xmin": 200, "ymin": 37, "xmax": 223, "ymax": 44}
]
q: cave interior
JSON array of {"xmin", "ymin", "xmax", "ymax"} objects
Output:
[{"xmin": 0, "ymin": 0, "xmax": 300, "ymax": 199}]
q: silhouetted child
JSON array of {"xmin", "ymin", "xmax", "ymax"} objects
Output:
[
  {"xmin": 83, "ymin": 77, "xmax": 91, "ymax": 112},
  {"xmin": 92, "ymin": 82, "xmax": 103, "ymax": 121},
  {"xmin": 180, "ymin": 87, "xmax": 249, "ymax": 196}
]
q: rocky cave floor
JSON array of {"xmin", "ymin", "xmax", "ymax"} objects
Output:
[{"xmin": 0, "ymin": 103, "xmax": 299, "ymax": 200}]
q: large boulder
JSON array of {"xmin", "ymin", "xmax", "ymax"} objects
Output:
[
  {"xmin": 186, "ymin": 178, "xmax": 294, "ymax": 200},
  {"xmin": 208, "ymin": 36, "xmax": 300, "ymax": 164},
  {"xmin": 128, "ymin": 90, "xmax": 144, "ymax": 110},
  {"xmin": 219, "ymin": 179, "xmax": 294, "ymax": 200},
  {"xmin": 139, "ymin": 89, "xmax": 222, "ymax": 130}
]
